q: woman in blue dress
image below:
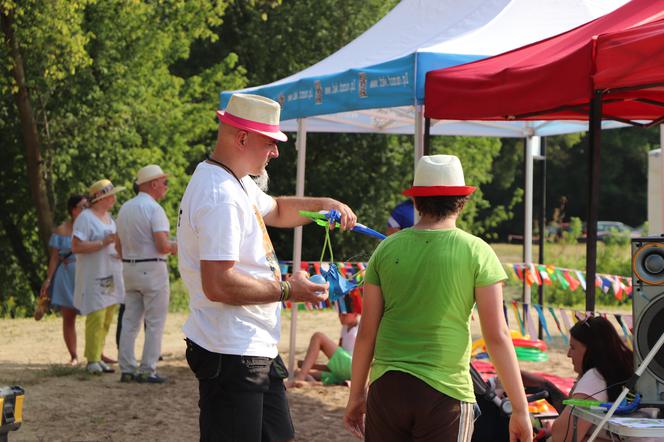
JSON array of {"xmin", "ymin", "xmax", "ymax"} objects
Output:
[{"xmin": 39, "ymin": 195, "xmax": 88, "ymax": 364}]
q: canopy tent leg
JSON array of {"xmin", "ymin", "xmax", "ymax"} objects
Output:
[
  {"xmin": 288, "ymin": 118, "xmax": 307, "ymax": 377},
  {"xmin": 424, "ymin": 117, "xmax": 431, "ymax": 156},
  {"xmin": 412, "ymin": 105, "xmax": 425, "ymax": 222},
  {"xmin": 523, "ymin": 136, "xmax": 538, "ymax": 332},
  {"xmin": 537, "ymin": 137, "xmax": 547, "ymax": 339},
  {"xmin": 660, "ymin": 124, "xmax": 664, "ymax": 233},
  {"xmin": 414, "ymin": 105, "xmax": 425, "ymax": 165},
  {"xmin": 585, "ymin": 92, "xmax": 603, "ymax": 313}
]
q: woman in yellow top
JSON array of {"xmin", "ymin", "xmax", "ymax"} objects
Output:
[{"xmin": 72, "ymin": 179, "xmax": 126, "ymax": 374}]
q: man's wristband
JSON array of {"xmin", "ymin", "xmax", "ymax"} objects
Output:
[{"xmin": 279, "ymin": 281, "xmax": 291, "ymax": 302}]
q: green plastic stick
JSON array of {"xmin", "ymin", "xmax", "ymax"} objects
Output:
[
  {"xmin": 299, "ymin": 210, "xmax": 326, "ymax": 219},
  {"xmin": 563, "ymin": 398, "xmax": 603, "ymax": 408}
]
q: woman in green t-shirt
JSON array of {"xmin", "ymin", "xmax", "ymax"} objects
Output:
[{"xmin": 344, "ymin": 155, "xmax": 532, "ymax": 442}]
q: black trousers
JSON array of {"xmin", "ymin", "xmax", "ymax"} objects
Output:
[{"xmin": 185, "ymin": 339, "xmax": 294, "ymax": 442}]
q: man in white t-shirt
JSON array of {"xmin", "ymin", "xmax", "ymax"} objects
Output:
[
  {"xmin": 116, "ymin": 165, "xmax": 177, "ymax": 384},
  {"xmin": 178, "ymin": 93, "xmax": 357, "ymax": 441}
]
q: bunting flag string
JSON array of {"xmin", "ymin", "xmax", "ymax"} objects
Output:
[
  {"xmin": 525, "ymin": 306, "xmax": 539, "ymax": 343},
  {"xmin": 614, "ymin": 314, "xmax": 633, "ymax": 350},
  {"xmin": 277, "ymin": 260, "xmax": 635, "ymax": 332},
  {"xmin": 506, "ymin": 262, "xmax": 632, "ymax": 303},
  {"xmin": 547, "ymin": 307, "xmax": 568, "ymax": 344},
  {"xmin": 559, "ymin": 307, "xmax": 574, "ymax": 334},
  {"xmin": 479, "ymin": 301, "xmax": 633, "ymax": 344},
  {"xmin": 279, "ymin": 260, "xmax": 366, "ymax": 311},
  {"xmin": 511, "ymin": 301, "xmax": 526, "ymax": 336},
  {"xmin": 532, "ymin": 304, "xmax": 553, "ymax": 342},
  {"xmin": 279, "ymin": 260, "xmax": 367, "ymax": 284}
]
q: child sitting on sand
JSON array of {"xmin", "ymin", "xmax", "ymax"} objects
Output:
[{"xmin": 289, "ymin": 295, "xmax": 361, "ymax": 387}]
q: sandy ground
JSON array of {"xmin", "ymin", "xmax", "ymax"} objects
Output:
[{"xmin": 0, "ymin": 308, "xmax": 578, "ymax": 442}]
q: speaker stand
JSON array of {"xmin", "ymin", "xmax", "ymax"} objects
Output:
[{"xmin": 588, "ymin": 329, "xmax": 664, "ymax": 441}]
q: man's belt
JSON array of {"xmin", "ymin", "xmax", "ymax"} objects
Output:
[{"xmin": 121, "ymin": 258, "xmax": 167, "ymax": 263}]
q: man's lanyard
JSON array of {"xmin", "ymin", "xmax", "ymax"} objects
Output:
[{"xmin": 206, "ymin": 155, "xmax": 246, "ymax": 194}]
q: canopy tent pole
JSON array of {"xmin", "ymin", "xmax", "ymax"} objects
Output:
[
  {"xmin": 537, "ymin": 137, "xmax": 547, "ymax": 339},
  {"xmin": 414, "ymin": 105, "xmax": 425, "ymax": 166},
  {"xmin": 424, "ymin": 117, "xmax": 431, "ymax": 156},
  {"xmin": 413, "ymin": 105, "xmax": 425, "ymax": 223},
  {"xmin": 660, "ymin": 125, "xmax": 664, "ymax": 232},
  {"xmin": 585, "ymin": 92, "xmax": 602, "ymax": 313},
  {"xmin": 288, "ymin": 118, "xmax": 307, "ymax": 377},
  {"xmin": 523, "ymin": 135, "xmax": 537, "ymax": 330}
]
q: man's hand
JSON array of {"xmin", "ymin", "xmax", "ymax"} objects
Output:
[
  {"xmin": 288, "ymin": 271, "xmax": 329, "ymax": 304},
  {"xmin": 325, "ymin": 198, "xmax": 357, "ymax": 231}
]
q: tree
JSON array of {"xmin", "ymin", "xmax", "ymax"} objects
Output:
[{"xmin": 0, "ymin": 0, "xmax": 242, "ymax": 313}]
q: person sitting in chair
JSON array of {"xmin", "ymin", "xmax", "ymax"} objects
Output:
[
  {"xmin": 289, "ymin": 294, "xmax": 361, "ymax": 387},
  {"xmin": 548, "ymin": 316, "xmax": 633, "ymax": 441}
]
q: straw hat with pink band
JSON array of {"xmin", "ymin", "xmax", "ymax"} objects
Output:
[
  {"xmin": 216, "ymin": 93, "xmax": 288, "ymax": 142},
  {"xmin": 403, "ymin": 155, "xmax": 476, "ymax": 197}
]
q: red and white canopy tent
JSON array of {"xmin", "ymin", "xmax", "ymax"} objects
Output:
[{"xmin": 424, "ymin": 0, "xmax": 664, "ymax": 312}]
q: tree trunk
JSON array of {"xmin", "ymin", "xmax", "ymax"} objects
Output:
[{"xmin": 1, "ymin": 7, "xmax": 53, "ymax": 253}]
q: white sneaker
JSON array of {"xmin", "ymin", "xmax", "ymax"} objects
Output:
[
  {"xmin": 98, "ymin": 361, "xmax": 115, "ymax": 373},
  {"xmin": 87, "ymin": 362, "xmax": 103, "ymax": 375}
]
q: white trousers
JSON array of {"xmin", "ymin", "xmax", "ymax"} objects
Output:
[{"xmin": 119, "ymin": 261, "xmax": 169, "ymax": 375}]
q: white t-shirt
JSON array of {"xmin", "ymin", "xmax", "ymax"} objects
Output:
[
  {"xmin": 72, "ymin": 209, "xmax": 125, "ymax": 315},
  {"xmin": 177, "ymin": 161, "xmax": 280, "ymax": 357},
  {"xmin": 573, "ymin": 369, "xmax": 659, "ymax": 441},
  {"xmin": 117, "ymin": 192, "xmax": 170, "ymax": 259},
  {"xmin": 572, "ymin": 368, "xmax": 609, "ymax": 402},
  {"xmin": 340, "ymin": 323, "xmax": 359, "ymax": 354}
]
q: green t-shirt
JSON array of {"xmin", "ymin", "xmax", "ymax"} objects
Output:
[{"xmin": 364, "ymin": 227, "xmax": 507, "ymax": 402}]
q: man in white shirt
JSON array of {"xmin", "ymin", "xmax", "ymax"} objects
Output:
[
  {"xmin": 178, "ymin": 93, "xmax": 357, "ymax": 441},
  {"xmin": 116, "ymin": 165, "xmax": 177, "ymax": 384}
]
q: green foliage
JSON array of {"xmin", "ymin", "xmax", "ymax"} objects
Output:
[
  {"xmin": 2, "ymin": 0, "xmax": 657, "ymax": 318},
  {"xmin": 0, "ymin": 0, "xmax": 238, "ymax": 314},
  {"xmin": 180, "ymin": 0, "xmax": 398, "ymax": 85},
  {"xmin": 429, "ymin": 136, "xmax": 510, "ymax": 238},
  {"xmin": 1, "ymin": 0, "xmax": 401, "ymax": 316},
  {"xmin": 169, "ymin": 279, "xmax": 190, "ymax": 313},
  {"xmin": 546, "ymin": 127, "xmax": 657, "ymax": 228},
  {"xmin": 0, "ymin": 296, "xmax": 27, "ymax": 318}
]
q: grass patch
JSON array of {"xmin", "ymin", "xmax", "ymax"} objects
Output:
[
  {"xmin": 170, "ymin": 279, "xmax": 189, "ymax": 313},
  {"xmin": 41, "ymin": 364, "xmax": 81, "ymax": 378}
]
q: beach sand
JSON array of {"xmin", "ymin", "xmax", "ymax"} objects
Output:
[{"xmin": 0, "ymin": 309, "xmax": 577, "ymax": 441}]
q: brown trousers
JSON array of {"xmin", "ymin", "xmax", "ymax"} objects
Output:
[{"xmin": 366, "ymin": 370, "xmax": 475, "ymax": 442}]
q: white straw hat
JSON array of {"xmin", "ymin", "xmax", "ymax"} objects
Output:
[
  {"xmin": 403, "ymin": 155, "xmax": 476, "ymax": 197},
  {"xmin": 136, "ymin": 165, "xmax": 167, "ymax": 185},
  {"xmin": 216, "ymin": 93, "xmax": 287, "ymax": 142}
]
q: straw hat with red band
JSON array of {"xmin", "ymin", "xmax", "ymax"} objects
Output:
[
  {"xmin": 216, "ymin": 93, "xmax": 288, "ymax": 142},
  {"xmin": 403, "ymin": 155, "xmax": 476, "ymax": 197}
]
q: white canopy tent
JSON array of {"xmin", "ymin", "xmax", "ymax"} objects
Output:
[{"xmin": 220, "ymin": 0, "xmax": 628, "ymax": 373}]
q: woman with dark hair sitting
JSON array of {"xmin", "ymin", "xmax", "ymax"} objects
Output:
[{"xmin": 549, "ymin": 316, "xmax": 633, "ymax": 441}]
